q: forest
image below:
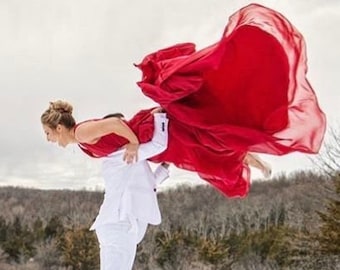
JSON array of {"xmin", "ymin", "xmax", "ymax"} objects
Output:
[{"xmin": 0, "ymin": 169, "xmax": 339, "ymax": 270}]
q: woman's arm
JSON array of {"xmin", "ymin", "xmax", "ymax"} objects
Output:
[
  {"xmin": 75, "ymin": 117, "xmax": 139, "ymax": 163},
  {"xmin": 101, "ymin": 113, "xmax": 169, "ymax": 169}
]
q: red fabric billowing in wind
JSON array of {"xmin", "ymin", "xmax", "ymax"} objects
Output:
[
  {"xmin": 79, "ymin": 4, "xmax": 326, "ymax": 198},
  {"xmin": 132, "ymin": 4, "xmax": 326, "ymax": 197}
]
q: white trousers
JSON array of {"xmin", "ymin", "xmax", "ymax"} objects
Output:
[{"xmin": 95, "ymin": 220, "xmax": 148, "ymax": 270}]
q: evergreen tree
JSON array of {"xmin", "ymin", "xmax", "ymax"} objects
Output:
[
  {"xmin": 32, "ymin": 217, "xmax": 44, "ymax": 242},
  {"xmin": 0, "ymin": 217, "xmax": 7, "ymax": 242},
  {"xmin": 57, "ymin": 227, "xmax": 99, "ymax": 270},
  {"xmin": 317, "ymin": 174, "xmax": 340, "ymax": 255},
  {"xmin": 1, "ymin": 216, "xmax": 36, "ymax": 262},
  {"xmin": 45, "ymin": 215, "xmax": 64, "ymax": 240}
]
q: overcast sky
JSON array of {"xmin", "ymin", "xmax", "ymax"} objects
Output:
[{"xmin": 0, "ymin": 0, "xmax": 339, "ymax": 191}]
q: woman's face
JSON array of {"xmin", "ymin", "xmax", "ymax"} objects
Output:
[{"xmin": 43, "ymin": 124, "xmax": 70, "ymax": 147}]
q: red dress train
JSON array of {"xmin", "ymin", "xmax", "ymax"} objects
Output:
[{"xmin": 80, "ymin": 4, "xmax": 326, "ymax": 198}]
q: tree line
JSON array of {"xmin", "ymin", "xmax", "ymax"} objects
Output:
[{"xmin": 0, "ymin": 169, "xmax": 339, "ymax": 269}]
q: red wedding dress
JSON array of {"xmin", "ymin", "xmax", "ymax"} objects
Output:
[{"xmin": 80, "ymin": 4, "xmax": 326, "ymax": 198}]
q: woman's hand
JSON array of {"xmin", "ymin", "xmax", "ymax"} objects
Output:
[{"xmin": 123, "ymin": 142, "xmax": 139, "ymax": 164}]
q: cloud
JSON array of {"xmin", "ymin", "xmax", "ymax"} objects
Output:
[{"xmin": 0, "ymin": 0, "xmax": 338, "ymax": 189}]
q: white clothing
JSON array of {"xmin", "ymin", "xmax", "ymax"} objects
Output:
[
  {"xmin": 90, "ymin": 113, "xmax": 169, "ymax": 231},
  {"xmin": 95, "ymin": 220, "xmax": 147, "ymax": 270},
  {"xmin": 92, "ymin": 113, "xmax": 169, "ymax": 270}
]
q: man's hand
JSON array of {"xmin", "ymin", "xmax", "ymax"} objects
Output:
[
  {"xmin": 161, "ymin": 162, "xmax": 170, "ymax": 169},
  {"xmin": 123, "ymin": 143, "xmax": 139, "ymax": 164},
  {"xmin": 150, "ymin": 107, "xmax": 165, "ymax": 114}
]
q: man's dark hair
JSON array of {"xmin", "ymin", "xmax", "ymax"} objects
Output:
[{"xmin": 103, "ymin": 113, "xmax": 125, "ymax": 119}]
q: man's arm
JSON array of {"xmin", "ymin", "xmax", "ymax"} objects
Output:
[
  {"xmin": 137, "ymin": 113, "xmax": 169, "ymax": 160},
  {"xmin": 75, "ymin": 117, "xmax": 139, "ymax": 164}
]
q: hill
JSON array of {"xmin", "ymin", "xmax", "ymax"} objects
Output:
[{"xmin": 0, "ymin": 170, "xmax": 339, "ymax": 269}]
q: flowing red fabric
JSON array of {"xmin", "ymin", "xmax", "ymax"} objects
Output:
[
  {"xmin": 132, "ymin": 4, "xmax": 326, "ymax": 198},
  {"xmin": 79, "ymin": 4, "xmax": 326, "ymax": 198}
]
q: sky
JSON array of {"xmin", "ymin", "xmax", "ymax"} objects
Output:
[{"xmin": 0, "ymin": 0, "xmax": 339, "ymax": 191}]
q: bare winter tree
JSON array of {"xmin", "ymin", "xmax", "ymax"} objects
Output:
[
  {"xmin": 312, "ymin": 122, "xmax": 340, "ymax": 176},
  {"xmin": 311, "ymin": 122, "xmax": 340, "ymax": 266}
]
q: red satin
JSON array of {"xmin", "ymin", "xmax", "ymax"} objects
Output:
[
  {"xmin": 79, "ymin": 4, "xmax": 326, "ymax": 198},
  {"xmin": 132, "ymin": 4, "xmax": 326, "ymax": 197}
]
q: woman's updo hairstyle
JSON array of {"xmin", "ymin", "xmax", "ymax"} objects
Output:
[{"xmin": 41, "ymin": 100, "xmax": 76, "ymax": 129}]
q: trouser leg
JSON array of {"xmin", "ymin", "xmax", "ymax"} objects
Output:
[
  {"xmin": 126, "ymin": 220, "xmax": 148, "ymax": 269},
  {"xmin": 136, "ymin": 221, "xmax": 148, "ymax": 244},
  {"xmin": 95, "ymin": 221, "xmax": 137, "ymax": 270}
]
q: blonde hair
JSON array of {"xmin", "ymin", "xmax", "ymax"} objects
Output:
[{"xmin": 41, "ymin": 100, "xmax": 76, "ymax": 129}]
